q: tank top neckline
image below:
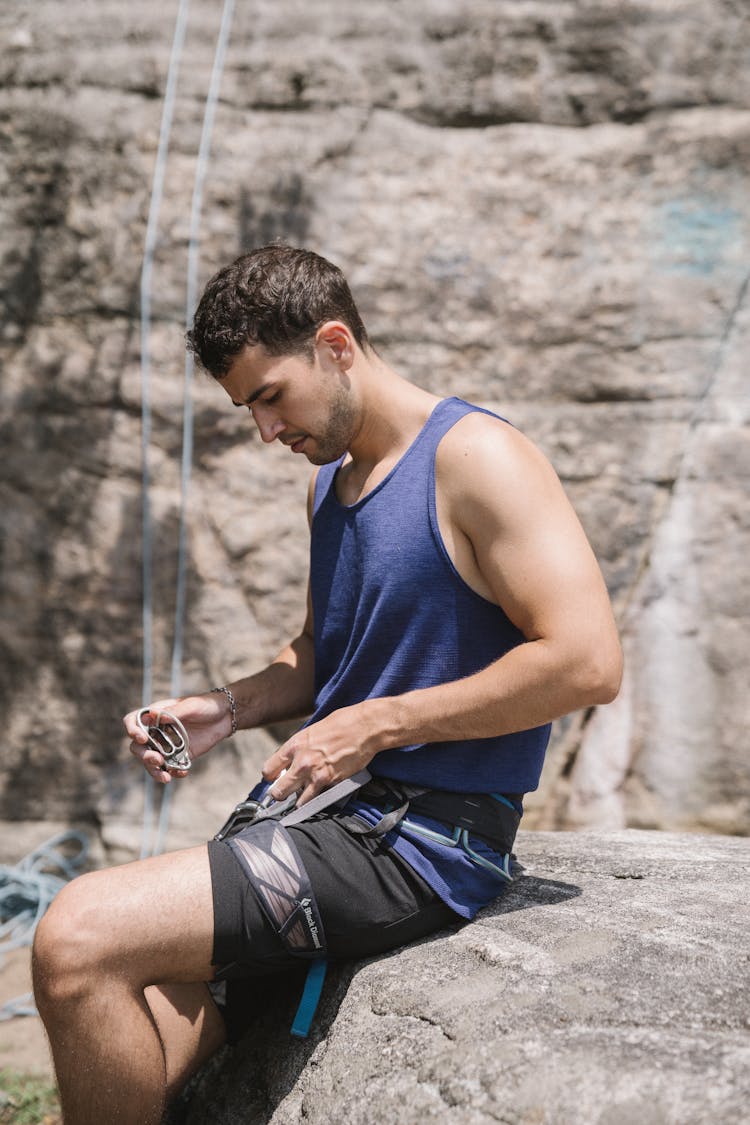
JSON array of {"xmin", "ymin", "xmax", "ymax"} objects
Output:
[{"xmin": 329, "ymin": 395, "xmax": 459, "ymax": 512}]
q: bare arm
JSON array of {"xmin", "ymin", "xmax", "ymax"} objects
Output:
[
  {"xmin": 372, "ymin": 414, "xmax": 622, "ymax": 745},
  {"xmin": 223, "ymin": 597, "xmax": 316, "ymax": 731},
  {"xmin": 265, "ymin": 414, "xmax": 622, "ymax": 803},
  {"xmin": 125, "ymin": 475, "xmax": 319, "ymax": 782},
  {"xmin": 222, "ymin": 467, "xmax": 319, "ymax": 730}
]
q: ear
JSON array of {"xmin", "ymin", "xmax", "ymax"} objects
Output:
[{"xmin": 315, "ymin": 321, "xmax": 355, "ymax": 370}]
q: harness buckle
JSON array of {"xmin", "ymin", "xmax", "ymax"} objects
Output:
[
  {"xmin": 213, "ymin": 791, "xmax": 300, "ymax": 842},
  {"xmin": 135, "ymin": 708, "xmax": 192, "ymax": 772}
]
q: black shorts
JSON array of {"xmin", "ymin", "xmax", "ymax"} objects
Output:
[{"xmin": 207, "ymin": 812, "xmax": 459, "ymax": 1041}]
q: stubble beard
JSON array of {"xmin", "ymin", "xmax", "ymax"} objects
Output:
[{"xmin": 304, "ymin": 384, "xmax": 358, "ymax": 465}]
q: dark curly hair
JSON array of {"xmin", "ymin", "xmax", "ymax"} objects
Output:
[{"xmin": 187, "ymin": 245, "xmax": 370, "ymax": 377}]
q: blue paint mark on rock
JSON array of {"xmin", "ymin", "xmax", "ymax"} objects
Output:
[{"xmin": 651, "ymin": 196, "xmax": 743, "ymax": 277}]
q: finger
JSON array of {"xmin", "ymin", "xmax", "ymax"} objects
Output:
[
  {"xmin": 124, "ymin": 712, "xmax": 147, "ymax": 741},
  {"xmin": 129, "ymin": 738, "xmax": 150, "ymax": 760},
  {"xmin": 262, "ymin": 743, "xmax": 295, "ymax": 782},
  {"xmin": 147, "ymin": 758, "xmax": 170, "ymax": 783},
  {"xmin": 267, "ymin": 768, "xmax": 299, "ymax": 803},
  {"xmin": 132, "ymin": 742, "xmax": 169, "ymax": 780},
  {"xmin": 295, "ymin": 781, "xmax": 319, "ymax": 807}
]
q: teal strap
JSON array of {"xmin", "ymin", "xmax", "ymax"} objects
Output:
[
  {"xmin": 491, "ymin": 792, "xmax": 520, "ymax": 812},
  {"xmin": 291, "ymin": 959, "xmax": 328, "ymax": 1039}
]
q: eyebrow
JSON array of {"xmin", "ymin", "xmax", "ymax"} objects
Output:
[{"xmin": 231, "ymin": 382, "xmax": 273, "ymax": 408}]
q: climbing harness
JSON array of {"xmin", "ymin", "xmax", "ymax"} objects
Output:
[
  {"xmin": 225, "ymin": 820, "xmax": 327, "ymax": 1038},
  {"xmin": 135, "ymin": 708, "xmax": 192, "ymax": 773},
  {"xmin": 213, "ymin": 771, "xmax": 522, "ymax": 1036},
  {"xmin": 214, "ymin": 769, "xmax": 373, "ymax": 841},
  {"xmin": 213, "ymin": 769, "xmax": 372, "ymax": 1038},
  {"xmin": 348, "ymin": 779, "xmax": 522, "ymax": 880}
]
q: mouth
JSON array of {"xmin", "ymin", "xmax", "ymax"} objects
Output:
[{"xmin": 288, "ymin": 436, "xmax": 307, "ymax": 453}]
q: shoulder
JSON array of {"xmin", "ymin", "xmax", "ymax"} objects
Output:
[
  {"xmin": 437, "ymin": 408, "xmax": 515, "ymax": 459},
  {"xmin": 435, "ymin": 409, "xmax": 578, "ymax": 558},
  {"xmin": 436, "ymin": 410, "xmax": 556, "ymax": 510}
]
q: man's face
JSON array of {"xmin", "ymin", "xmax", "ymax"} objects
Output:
[{"xmin": 218, "ymin": 341, "xmax": 357, "ymax": 466}]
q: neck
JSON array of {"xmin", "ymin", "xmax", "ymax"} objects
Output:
[{"xmin": 346, "ymin": 351, "xmax": 441, "ymax": 471}]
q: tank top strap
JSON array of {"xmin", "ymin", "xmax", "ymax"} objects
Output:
[
  {"xmin": 407, "ymin": 397, "xmax": 489, "ymax": 461},
  {"xmin": 312, "ymin": 459, "xmax": 344, "ymax": 518}
]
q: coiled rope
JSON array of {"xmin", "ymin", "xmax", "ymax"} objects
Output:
[{"xmin": 0, "ymin": 831, "xmax": 90, "ymax": 1021}]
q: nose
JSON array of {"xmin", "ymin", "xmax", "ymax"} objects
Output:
[{"xmin": 251, "ymin": 404, "xmax": 285, "ymax": 444}]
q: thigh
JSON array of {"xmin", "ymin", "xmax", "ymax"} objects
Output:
[
  {"xmin": 292, "ymin": 815, "xmax": 460, "ymax": 959},
  {"xmin": 51, "ymin": 844, "xmax": 217, "ymax": 987},
  {"xmin": 209, "ymin": 815, "xmax": 460, "ymax": 1044},
  {"xmin": 209, "ymin": 814, "xmax": 459, "ymax": 972}
]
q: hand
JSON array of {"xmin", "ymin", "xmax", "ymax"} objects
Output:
[
  {"xmin": 262, "ymin": 702, "xmax": 381, "ymax": 806},
  {"xmin": 124, "ymin": 693, "xmax": 232, "ymax": 784}
]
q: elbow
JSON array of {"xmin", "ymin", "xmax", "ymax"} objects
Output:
[{"xmin": 573, "ymin": 641, "xmax": 624, "ymax": 707}]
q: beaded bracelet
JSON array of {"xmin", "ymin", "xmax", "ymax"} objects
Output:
[{"xmin": 211, "ymin": 685, "xmax": 238, "ymax": 735}]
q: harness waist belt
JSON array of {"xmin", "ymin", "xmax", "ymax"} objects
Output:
[{"xmin": 357, "ymin": 780, "xmax": 522, "ymax": 855}]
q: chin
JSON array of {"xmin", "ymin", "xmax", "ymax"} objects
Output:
[{"xmin": 306, "ymin": 449, "xmax": 340, "ymax": 466}]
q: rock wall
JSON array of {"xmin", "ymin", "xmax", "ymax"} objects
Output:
[
  {"xmin": 1, "ymin": 1, "xmax": 749, "ymax": 853},
  {"xmin": 174, "ymin": 830, "xmax": 750, "ymax": 1125}
]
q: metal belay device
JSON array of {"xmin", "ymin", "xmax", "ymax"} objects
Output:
[{"xmin": 135, "ymin": 708, "xmax": 192, "ymax": 773}]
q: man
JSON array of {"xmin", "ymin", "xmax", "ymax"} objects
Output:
[{"xmin": 32, "ymin": 245, "xmax": 622, "ymax": 1124}]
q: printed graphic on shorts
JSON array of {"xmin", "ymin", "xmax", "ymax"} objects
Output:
[{"xmin": 229, "ymin": 822, "xmax": 325, "ymax": 953}]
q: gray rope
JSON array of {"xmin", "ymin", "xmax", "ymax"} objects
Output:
[
  {"xmin": 143, "ymin": 0, "xmax": 236, "ymax": 859},
  {"xmin": 139, "ymin": 0, "xmax": 192, "ymax": 860}
]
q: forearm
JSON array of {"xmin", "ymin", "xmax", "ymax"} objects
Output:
[
  {"xmin": 223, "ymin": 632, "xmax": 316, "ymax": 732},
  {"xmin": 366, "ymin": 636, "xmax": 622, "ymax": 752}
]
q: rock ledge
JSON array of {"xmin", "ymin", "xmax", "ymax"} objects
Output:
[{"xmin": 178, "ymin": 829, "xmax": 750, "ymax": 1124}]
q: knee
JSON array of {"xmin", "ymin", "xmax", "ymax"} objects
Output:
[{"xmin": 32, "ymin": 873, "xmax": 107, "ymax": 1009}]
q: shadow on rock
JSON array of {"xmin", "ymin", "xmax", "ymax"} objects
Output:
[{"xmin": 487, "ymin": 871, "xmax": 583, "ymax": 916}]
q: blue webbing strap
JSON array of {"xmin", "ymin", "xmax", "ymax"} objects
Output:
[
  {"xmin": 291, "ymin": 959, "xmax": 328, "ymax": 1038},
  {"xmin": 227, "ymin": 819, "xmax": 327, "ymax": 1037}
]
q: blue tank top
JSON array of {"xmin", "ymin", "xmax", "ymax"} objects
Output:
[{"xmin": 307, "ymin": 396, "xmax": 551, "ymax": 917}]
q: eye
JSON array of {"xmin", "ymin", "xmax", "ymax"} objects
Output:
[{"xmin": 263, "ymin": 391, "xmax": 281, "ymax": 405}]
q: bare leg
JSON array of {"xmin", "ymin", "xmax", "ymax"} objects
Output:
[
  {"xmin": 146, "ymin": 982, "xmax": 226, "ymax": 1104},
  {"xmin": 32, "ymin": 845, "xmax": 225, "ymax": 1125}
]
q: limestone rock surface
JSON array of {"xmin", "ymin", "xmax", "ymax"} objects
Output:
[
  {"xmin": 176, "ymin": 829, "xmax": 750, "ymax": 1125},
  {"xmin": 0, "ymin": 1, "xmax": 749, "ymax": 848}
]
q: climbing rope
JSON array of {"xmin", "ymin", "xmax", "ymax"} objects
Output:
[
  {"xmin": 0, "ymin": 831, "xmax": 90, "ymax": 1021},
  {"xmin": 140, "ymin": 0, "xmax": 192, "ymax": 859},
  {"xmin": 140, "ymin": 0, "xmax": 235, "ymax": 858},
  {"xmin": 0, "ymin": 0, "xmax": 237, "ymax": 1024}
]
